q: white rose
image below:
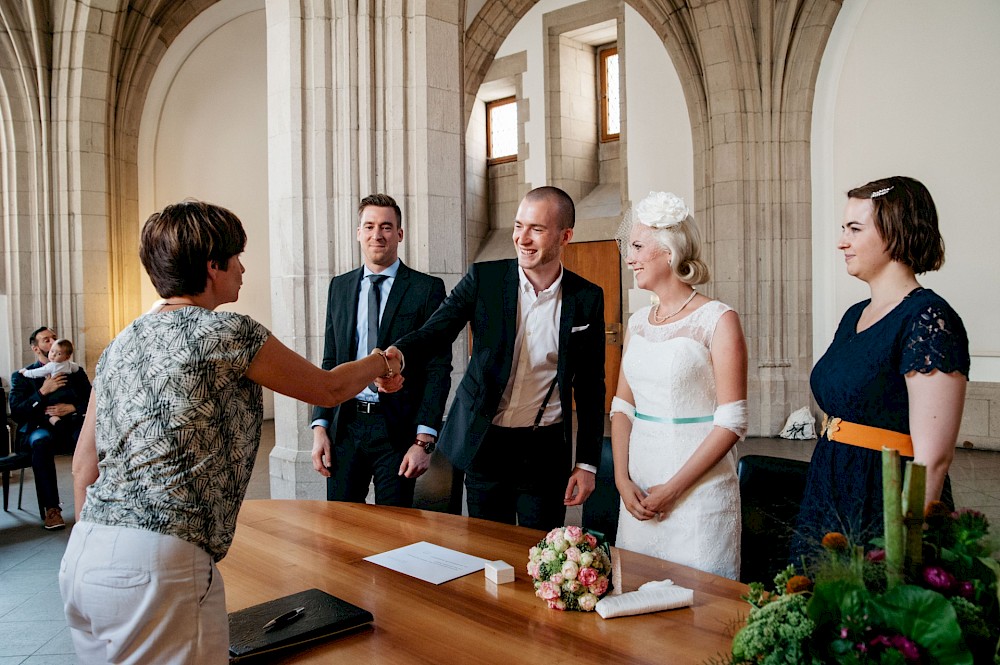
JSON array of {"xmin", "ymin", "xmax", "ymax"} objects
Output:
[{"xmin": 634, "ymin": 191, "xmax": 688, "ymax": 229}]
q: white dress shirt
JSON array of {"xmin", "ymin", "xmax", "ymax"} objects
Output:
[
  {"xmin": 494, "ymin": 267, "xmax": 563, "ymax": 428},
  {"xmin": 494, "ymin": 266, "xmax": 595, "ymax": 474}
]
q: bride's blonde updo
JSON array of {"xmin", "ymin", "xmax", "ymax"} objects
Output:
[
  {"xmin": 615, "ymin": 191, "xmax": 710, "ymax": 285},
  {"xmin": 656, "ymin": 220, "xmax": 710, "ymax": 285}
]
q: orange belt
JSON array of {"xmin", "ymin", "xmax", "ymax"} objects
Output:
[{"xmin": 820, "ymin": 415, "xmax": 914, "ymax": 457}]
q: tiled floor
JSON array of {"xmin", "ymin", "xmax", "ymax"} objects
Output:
[{"xmin": 2, "ymin": 423, "xmax": 999, "ymax": 663}]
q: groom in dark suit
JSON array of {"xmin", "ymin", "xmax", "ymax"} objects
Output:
[
  {"xmin": 391, "ymin": 186, "xmax": 605, "ymax": 529},
  {"xmin": 310, "ymin": 194, "xmax": 451, "ymax": 506}
]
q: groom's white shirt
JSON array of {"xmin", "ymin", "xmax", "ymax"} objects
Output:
[{"xmin": 493, "ymin": 266, "xmax": 596, "ymax": 474}]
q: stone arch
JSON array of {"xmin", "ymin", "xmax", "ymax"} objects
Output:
[
  {"xmin": 104, "ymin": 0, "xmax": 225, "ymax": 334},
  {"xmin": 0, "ymin": 0, "xmax": 227, "ymax": 367}
]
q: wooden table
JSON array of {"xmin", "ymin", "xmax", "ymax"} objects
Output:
[{"xmin": 219, "ymin": 501, "xmax": 747, "ymax": 664}]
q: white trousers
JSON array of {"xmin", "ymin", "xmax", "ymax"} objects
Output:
[{"xmin": 59, "ymin": 521, "xmax": 229, "ymax": 664}]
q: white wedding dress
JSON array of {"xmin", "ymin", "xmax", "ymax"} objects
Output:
[{"xmin": 615, "ymin": 301, "xmax": 741, "ymax": 580}]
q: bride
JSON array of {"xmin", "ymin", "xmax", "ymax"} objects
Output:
[{"xmin": 611, "ymin": 192, "xmax": 748, "ymax": 580}]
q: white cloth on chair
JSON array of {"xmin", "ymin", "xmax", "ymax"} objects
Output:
[
  {"xmin": 595, "ymin": 579, "xmax": 694, "ymax": 619},
  {"xmin": 778, "ymin": 406, "xmax": 816, "ymax": 440}
]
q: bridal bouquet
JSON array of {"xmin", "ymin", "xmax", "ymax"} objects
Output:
[
  {"xmin": 722, "ymin": 451, "xmax": 1000, "ymax": 665},
  {"xmin": 527, "ymin": 526, "xmax": 613, "ymax": 611}
]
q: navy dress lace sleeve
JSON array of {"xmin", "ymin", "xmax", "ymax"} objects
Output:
[{"xmin": 790, "ymin": 288, "xmax": 970, "ymax": 562}]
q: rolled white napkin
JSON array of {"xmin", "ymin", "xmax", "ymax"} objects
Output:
[{"xmin": 594, "ymin": 579, "xmax": 694, "ymax": 619}]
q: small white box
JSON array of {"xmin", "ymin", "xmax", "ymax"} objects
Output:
[{"xmin": 484, "ymin": 559, "xmax": 515, "ymax": 584}]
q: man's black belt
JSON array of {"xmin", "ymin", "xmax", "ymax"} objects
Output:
[{"xmin": 353, "ymin": 399, "xmax": 382, "ymax": 414}]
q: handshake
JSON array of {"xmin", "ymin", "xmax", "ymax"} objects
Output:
[{"xmin": 372, "ymin": 345, "xmax": 405, "ymax": 393}]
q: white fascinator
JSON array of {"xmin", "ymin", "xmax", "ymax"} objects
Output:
[
  {"xmin": 634, "ymin": 191, "xmax": 689, "ymax": 229},
  {"xmin": 615, "ymin": 191, "xmax": 690, "ymax": 257}
]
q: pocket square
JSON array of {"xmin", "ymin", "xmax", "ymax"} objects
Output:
[{"xmin": 571, "ymin": 324, "xmax": 589, "ymax": 333}]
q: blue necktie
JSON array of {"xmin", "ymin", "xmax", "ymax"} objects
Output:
[{"xmin": 367, "ymin": 274, "xmax": 387, "ymax": 391}]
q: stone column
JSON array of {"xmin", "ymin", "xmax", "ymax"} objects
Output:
[
  {"xmin": 265, "ymin": 1, "xmax": 464, "ymax": 498},
  {"xmin": 0, "ymin": 0, "xmax": 118, "ymax": 371},
  {"xmin": 50, "ymin": 0, "xmax": 119, "ymax": 369}
]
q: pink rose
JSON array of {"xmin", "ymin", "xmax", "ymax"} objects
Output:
[
  {"xmin": 550, "ymin": 573, "xmax": 564, "ymax": 584},
  {"xmin": 546, "ymin": 528, "xmax": 562, "ymax": 543},
  {"xmin": 578, "ymin": 566, "xmax": 598, "ymax": 586},
  {"xmin": 577, "ymin": 593, "xmax": 598, "ymax": 611},
  {"xmin": 536, "ymin": 581, "xmax": 560, "ymax": 600},
  {"xmin": 564, "ymin": 526, "xmax": 584, "ymax": 545},
  {"xmin": 584, "ymin": 534, "xmax": 598, "ymax": 549},
  {"xmin": 565, "ymin": 547, "xmax": 581, "ymax": 563},
  {"xmin": 527, "ymin": 562, "xmax": 539, "ymax": 578},
  {"xmin": 590, "ymin": 577, "xmax": 608, "ymax": 596},
  {"xmin": 547, "ymin": 599, "xmax": 566, "ymax": 611},
  {"xmin": 541, "ymin": 549, "xmax": 557, "ymax": 563},
  {"xmin": 563, "ymin": 580, "xmax": 583, "ymax": 595}
]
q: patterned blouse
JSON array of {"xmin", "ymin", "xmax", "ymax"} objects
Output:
[{"xmin": 81, "ymin": 307, "xmax": 270, "ymax": 561}]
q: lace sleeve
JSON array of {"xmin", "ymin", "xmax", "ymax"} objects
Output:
[{"xmin": 900, "ymin": 304, "xmax": 970, "ymax": 377}]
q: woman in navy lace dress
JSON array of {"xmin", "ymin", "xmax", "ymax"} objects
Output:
[{"xmin": 792, "ymin": 176, "xmax": 969, "ymax": 562}]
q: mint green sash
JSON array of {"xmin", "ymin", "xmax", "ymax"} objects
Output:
[{"xmin": 634, "ymin": 412, "xmax": 713, "ymax": 425}]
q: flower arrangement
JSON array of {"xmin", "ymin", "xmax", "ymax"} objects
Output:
[
  {"xmin": 721, "ymin": 450, "xmax": 1000, "ymax": 665},
  {"xmin": 527, "ymin": 526, "xmax": 613, "ymax": 611},
  {"xmin": 634, "ymin": 191, "xmax": 689, "ymax": 229}
]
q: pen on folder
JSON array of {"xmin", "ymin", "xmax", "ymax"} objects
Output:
[{"xmin": 262, "ymin": 606, "xmax": 306, "ymax": 631}]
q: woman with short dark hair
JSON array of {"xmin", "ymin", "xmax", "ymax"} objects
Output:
[
  {"xmin": 60, "ymin": 200, "xmax": 402, "ymax": 664},
  {"xmin": 792, "ymin": 176, "xmax": 969, "ymax": 562}
]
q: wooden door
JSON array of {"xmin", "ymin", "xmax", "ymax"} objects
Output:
[{"xmin": 562, "ymin": 240, "xmax": 622, "ymax": 412}]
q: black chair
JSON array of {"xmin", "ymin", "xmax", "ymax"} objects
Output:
[
  {"xmin": 581, "ymin": 436, "xmax": 619, "ymax": 544},
  {"xmin": 737, "ymin": 454, "xmax": 810, "ymax": 584},
  {"xmin": 1, "ymin": 417, "xmax": 43, "ymax": 518}
]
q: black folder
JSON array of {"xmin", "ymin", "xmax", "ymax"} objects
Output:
[{"xmin": 228, "ymin": 588, "xmax": 373, "ymax": 662}]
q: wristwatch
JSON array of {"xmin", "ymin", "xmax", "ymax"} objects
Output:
[{"xmin": 413, "ymin": 438, "xmax": 436, "ymax": 454}]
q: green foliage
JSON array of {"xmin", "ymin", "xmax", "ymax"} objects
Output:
[
  {"xmin": 731, "ymin": 594, "xmax": 821, "ymax": 665},
  {"xmin": 724, "ymin": 489, "xmax": 1000, "ymax": 664},
  {"xmin": 870, "ymin": 586, "xmax": 971, "ymax": 664}
]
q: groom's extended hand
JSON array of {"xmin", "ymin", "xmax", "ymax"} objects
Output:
[{"xmin": 563, "ymin": 468, "xmax": 595, "ymax": 506}]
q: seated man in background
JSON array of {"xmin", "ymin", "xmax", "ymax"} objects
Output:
[{"xmin": 9, "ymin": 326, "xmax": 92, "ymax": 529}]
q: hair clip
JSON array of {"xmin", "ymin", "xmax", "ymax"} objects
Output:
[{"xmin": 870, "ymin": 186, "xmax": 893, "ymax": 198}]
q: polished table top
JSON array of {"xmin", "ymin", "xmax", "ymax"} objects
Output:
[{"xmin": 219, "ymin": 500, "xmax": 746, "ymax": 664}]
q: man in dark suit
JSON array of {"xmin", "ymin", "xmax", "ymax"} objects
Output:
[
  {"xmin": 310, "ymin": 194, "xmax": 451, "ymax": 506},
  {"xmin": 390, "ymin": 186, "xmax": 606, "ymax": 529},
  {"xmin": 9, "ymin": 326, "xmax": 92, "ymax": 529}
]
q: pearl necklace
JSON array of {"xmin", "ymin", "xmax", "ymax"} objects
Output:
[{"xmin": 652, "ymin": 288, "xmax": 697, "ymax": 323}]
